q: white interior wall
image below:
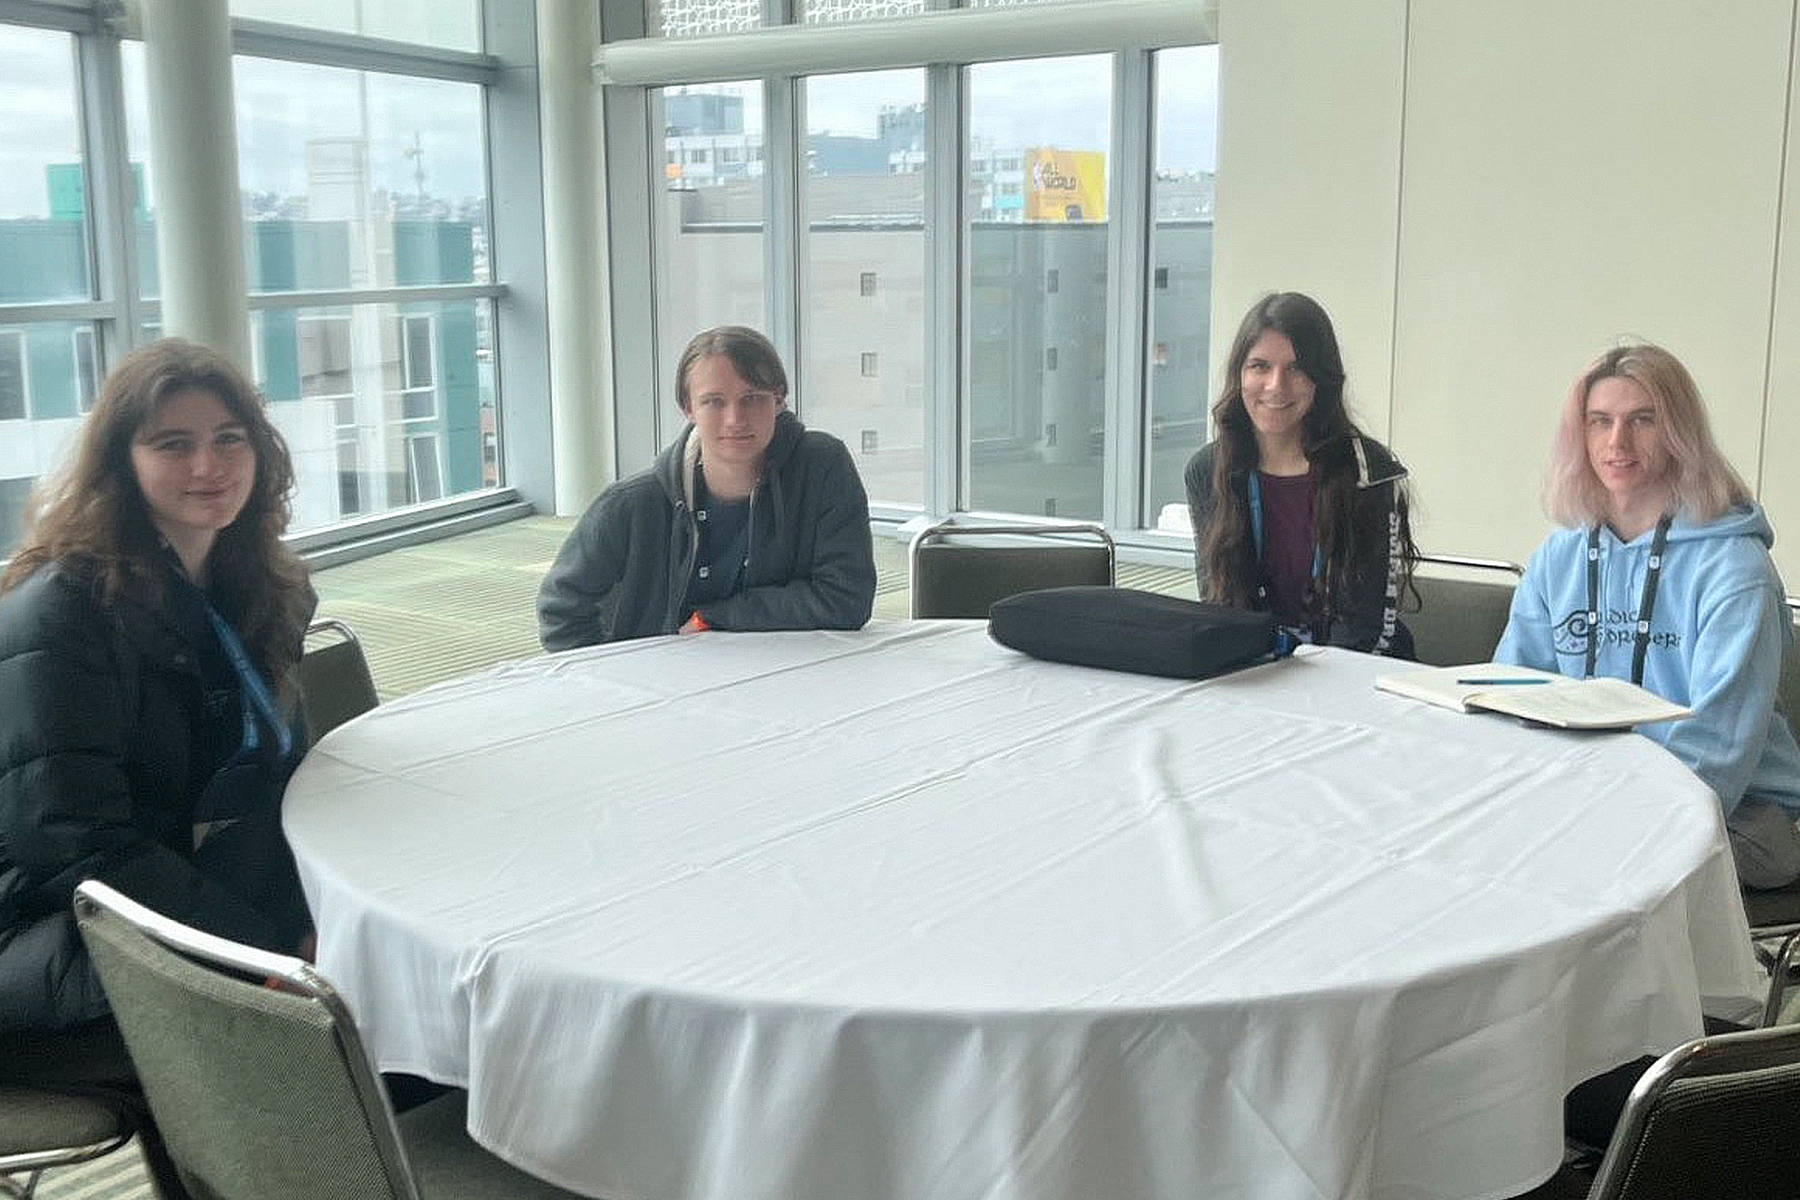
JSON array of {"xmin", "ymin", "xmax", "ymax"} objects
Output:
[{"xmin": 1216, "ymin": 0, "xmax": 1800, "ymax": 588}]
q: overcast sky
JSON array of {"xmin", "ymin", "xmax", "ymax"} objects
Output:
[{"xmin": 0, "ymin": 24, "xmax": 1216, "ymax": 220}]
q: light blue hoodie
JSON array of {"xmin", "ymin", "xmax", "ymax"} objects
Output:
[{"xmin": 1496, "ymin": 503, "xmax": 1800, "ymax": 819}]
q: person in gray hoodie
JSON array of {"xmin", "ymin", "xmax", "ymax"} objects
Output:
[{"xmin": 539, "ymin": 326, "xmax": 876, "ymax": 650}]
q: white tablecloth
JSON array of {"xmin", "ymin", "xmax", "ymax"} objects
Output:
[{"xmin": 284, "ymin": 622, "xmax": 1763, "ymax": 1200}]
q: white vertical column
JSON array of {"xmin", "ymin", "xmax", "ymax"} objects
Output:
[
  {"xmin": 140, "ymin": 0, "xmax": 251, "ymax": 369},
  {"xmin": 540, "ymin": 0, "xmax": 615, "ymax": 511}
]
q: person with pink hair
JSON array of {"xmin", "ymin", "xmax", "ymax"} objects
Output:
[{"xmin": 1496, "ymin": 343, "xmax": 1800, "ymax": 888}]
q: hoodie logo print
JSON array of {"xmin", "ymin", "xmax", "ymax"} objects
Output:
[{"xmin": 1552, "ymin": 608, "xmax": 1681, "ymax": 656}]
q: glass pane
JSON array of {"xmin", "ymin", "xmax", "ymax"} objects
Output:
[
  {"xmin": 654, "ymin": 0, "xmax": 763, "ymax": 37},
  {"xmin": 655, "ymin": 82, "xmax": 766, "ymax": 434},
  {"xmin": 228, "ymin": 0, "xmax": 482, "ymax": 53},
  {"xmin": 0, "ymin": 321, "xmax": 102, "ymax": 557},
  {"xmin": 119, "ymin": 42, "xmax": 160, "ymax": 299},
  {"xmin": 802, "ymin": 70, "xmax": 926, "ymax": 508},
  {"xmin": 803, "ymin": 0, "xmax": 928, "ymax": 21},
  {"xmin": 1146, "ymin": 44, "xmax": 1218, "ymax": 530},
  {"xmin": 0, "ymin": 26, "xmax": 90, "ymax": 303},
  {"xmin": 965, "ymin": 55, "xmax": 1111, "ymax": 519},
  {"xmin": 252, "ymin": 299, "xmax": 493, "ymax": 533},
  {"xmin": 233, "ymin": 58, "xmax": 489, "ymax": 293},
  {"xmin": 966, "ymin": 0, "xmax": 1085, "ymax": 6}
]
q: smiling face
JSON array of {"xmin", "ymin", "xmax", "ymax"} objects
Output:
[
  {"xmin": 1239, "ymin": 329, "xmax": 1316, "ymax": 447},
  {"xmin": 1584, "ymin": 375, "xmax": 1670, "ymax": 522},
  {"xmin": 681, "ymin": 353, "xmax": 785, "ymax": 473},
  {"xmin": 130, "ymin": 386, "xmax": 255, "ymax": 569}
]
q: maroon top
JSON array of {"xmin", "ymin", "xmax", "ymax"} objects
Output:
[{"xmin": 1257, "ymin": 469, "xmax": 1317, "ymax": 628}]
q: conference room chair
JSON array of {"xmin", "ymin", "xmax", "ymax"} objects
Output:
[
  {"xmin": 0, "ymin": 1084, "xmax": 135, "ymax": 1199},
  {"xmin": 909, "ymin": 520, "xmax": 1115, "ymax": 619},
  {"xmin": 1582, "ymin": 1021, "xmax": 1800, "ymax": 1200},
  {"xmin": 71, "ymin": 879, "xmax": 584, "ymax": 1200},
  {"xmin": 1405, "ymin": 553, "xmax": 1525, "ymax": 667},
  {"xmin": 1737, "ymin": 600, "xmax": 1800, "ymax": 1014},
  {"xmin": 298, "ymin": 617, "xmax": 379, "ymax": 744}
]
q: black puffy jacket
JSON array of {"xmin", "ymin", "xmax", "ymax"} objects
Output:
[{"xmin": 0, "ymin": 563, "xmax": 311, "ymax": 1032}]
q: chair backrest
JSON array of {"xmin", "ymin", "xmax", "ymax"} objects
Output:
[
  {"xmin": 299, "ymin": 618, "xmax": 379, "ymax": 744},
  {"xmin": 1405, "ymin": 554, "xmax": 1524, "ymax": 667},
  {"xmin": 72, "ymin": 880, "xmax": 422, "ymax": 1200},
  {"xmin": 909, "ymin": 521, "xmax": 1115, "ymax": 619},
  {"xmin": 1587, "ymin": 1022, "xmax": 1800, "ymax": 1200}
]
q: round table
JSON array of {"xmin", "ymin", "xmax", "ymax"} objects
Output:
[{"xmin": 284, "ymin": 621, "xmax": 1762, "ymax": 1200}]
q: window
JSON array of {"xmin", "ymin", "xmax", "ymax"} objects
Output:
[
  {"xmin": 228, "ymin": 1, "xmax": 482, "ymax": 52},
  {"xmin": 801, "ymin": 69, "xmax": 926, "ymax": 506},
  {"xmin": 0, "ymin": 332, "xmax": 26, "ymax": 421},
  {"xmin": 72, "ymin": 326, "xmax": 99, "ymax": 413},
  {"xmin": 607, "ymin": 1, "xmax": 1212, "ymax": 537},
  {"xmin": 1145, "ymin": 44, "xmax": 1218, "ymax": 518},
  {"xmin": 299, "ymin": 314, "xmax": 354, "ymax": 402},
  {"xmin": 396, "ymin": 313, "xmax": 438, "ymax": 421},
  {"xmin": 966, "ymin": 55, "xmax": 1112, "ymax": 520},
  {"xmin": 230, "ymin": 55, "xmax": 497, "ymax": 533},
  {"xmin": 656, "ymin": 81, "xmax": 766, "ymax": 428}
]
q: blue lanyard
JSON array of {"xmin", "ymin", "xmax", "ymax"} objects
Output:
[{"xmin": 205, "ymin": 605, "xmax": 293, "ymax": 761}]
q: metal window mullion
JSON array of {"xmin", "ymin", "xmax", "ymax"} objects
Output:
[
  {"xmin": 1104, "ymin": 46, "xmax": 1153, "ymax": 531},
  {"xmin": 763, "ymin": 73, "xmax": 802, "ymax": 388},
  {"xmin": 245, "ymin": 284, "xmax": 506, "ymax": 310},
  {"xmin": 227, "ymin": 19, "xmax": 500, "ymax": 84},
  {"xmin": 0, "ymin": 301, "xmax": 114, "ymax": 323},
  {"xmin": 0, "ymin": 0, "xmax": 98, "ymax": 34},
  {"xmin": 600, "ymin": 0, "xmax": 660, "ymax": 470},
  {"xmin": 924, "ymin": 61, "xmax": 963, "ymax": 518},
  {"xmin": 74, "ymin": 20, "xmax": 141, "ymax": 360}
]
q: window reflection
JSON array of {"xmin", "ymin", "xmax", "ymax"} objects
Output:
[
  {"xmin": 801, "ymin": 70, "xmax": 926, "ymax": 508},
  {"xmin": 1145, "ymin": 44, "xmax": 1219, "ymax": 530},
  {"xmin": 965, "ymin": 55, "xmax": 1112, "ymax": 520}
]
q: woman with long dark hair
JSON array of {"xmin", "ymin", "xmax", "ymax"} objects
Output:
[
  {"xmin": 0, "ymin": 339, "xmax": 315, "ymax": 1162},
  {"xmin": 1185, "ymin": 292, "xmax": 1418, "ymax": 655}
]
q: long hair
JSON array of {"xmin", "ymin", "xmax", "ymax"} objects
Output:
[
  {"xmin": 2, "ymin": 338, "xmax": 310, "ymax": 678},
  {"xmin": 675, "ymin": 325, "xmax": 789, "ymax": 412},
  {"xmin": 1544, "ymin": 343, "xmax": 1750, "ymax": 528},
  {"xmin": 1200, "ymin": 292, "xmax": 1417, "ymax": 629}
]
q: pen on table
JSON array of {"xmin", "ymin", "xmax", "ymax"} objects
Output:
[{"xmin": 1456, "ymin": 677, "xmax": 1551, "ymax": 686}]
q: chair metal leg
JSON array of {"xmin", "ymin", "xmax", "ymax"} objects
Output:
[{"xmin": 1763, "ymin": 927, "xmax": 1800, "ymax": 1028}]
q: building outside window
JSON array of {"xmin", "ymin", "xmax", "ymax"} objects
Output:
[{"xmin": 1, "ymin": 2, "xmax": 522, "ymax": 560}]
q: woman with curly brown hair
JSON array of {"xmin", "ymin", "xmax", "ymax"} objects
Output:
[
  {"xmin": 0, "ymin": 337, "xmax": 316, "ymax": 1040},
  {"xmin": 1185, "ymin": 292, "xmax": 1419, "ymax": 655}
]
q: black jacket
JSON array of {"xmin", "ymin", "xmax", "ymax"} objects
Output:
[
  {"xmin": 538, "ymin": 410, "xmax": 877, "ymax": 650},
  {"xmin": 1185, "ymin": 435, "xmax": 1413, "ymax": 655},
  {"xmin": 0, "ymin": 563, "xmax": 311, "ymax": 1032}
]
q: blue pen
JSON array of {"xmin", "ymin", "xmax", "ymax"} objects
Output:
[{"xmin": 1456, "ymin": 677, "xmax": 1551, "ymax": 686}]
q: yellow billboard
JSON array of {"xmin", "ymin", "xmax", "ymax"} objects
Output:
[{"xmin": 1025, "ymin": 149, "xmax": 1106, "ymax": 222}]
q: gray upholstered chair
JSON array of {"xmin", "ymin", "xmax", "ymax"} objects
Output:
[
  {"xmin": 298, "ymin": 618, "xmax": 380, "ymax": 743},
  {"xmin": 0, "ymin": 1084, "xmax": 134, "ymax": 1199},
  {"xmin": 71, "ymin": 880, "xmax": 582, "ymax": 1200},
  {"xmin": 909, "ymin": 520, "xmax": 1115, "ymax": 619},
  {"xmin": 1585, "ymin": 1021, "xmax": 1800, "ymax": 1199},
  {"xmin": 1405, "ymin": 554, "xmax": 1524, "ymax": 667},
  {"xmin": 1741, "ymin": 599, "xmax": 1800, "ymax": 996}
]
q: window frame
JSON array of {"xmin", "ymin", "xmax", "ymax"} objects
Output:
[
  {"xmin": 598, "ymin": 0, "xmax": 1214, "ymax": 550},
  {"xmin": 0, "ymin": 0, "xmax": 547, "ymax": 565}
]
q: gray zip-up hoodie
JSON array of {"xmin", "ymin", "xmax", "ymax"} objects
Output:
[{"xmin": 538, "ymin": 411, "xmax": 876, "ymax": 650}]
